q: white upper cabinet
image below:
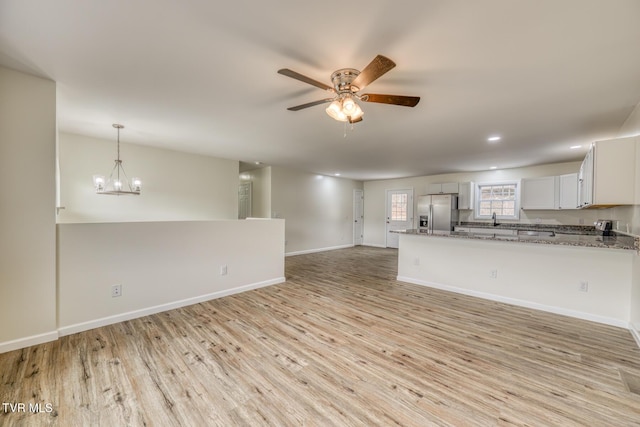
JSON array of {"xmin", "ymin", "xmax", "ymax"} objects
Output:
[
  {"xmin": 427, "ymin": 182, "xmax": 459, "ymax": 194},
  {"xmin": 521, "ymin": 176, "xmax": 558, "ymax": 209},
  {"xmin": 521, "ymin": 173, "xmax": 579, "ymax": 210},
  {"xmin": 578, "ymin": 147, "xmax": 594, "ymax": 207},
  {"xmin": 578, "ymin": 136, "xmax": 637, "ymax": 208},
  {"xmin": 558, "ymin": 173, "xmax": 578, "ymax": 209},
  {"xmin": 458, "ymin": 181, "xmax": 474, "ymax": 210}
]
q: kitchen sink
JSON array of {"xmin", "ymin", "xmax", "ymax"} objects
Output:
[
  {"xmin": 517, "ymin": 230, "xmax": 555, "ymax": 237},
  {"xmin": 468, "ymin": 233, "xmax": 495, "ymax": 239},
  {"xmin": 494, "ymin": 235, "xmax": 519, "ymax": 241}
]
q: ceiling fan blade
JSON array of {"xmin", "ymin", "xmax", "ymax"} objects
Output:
[
  {"xmin": 287, "ymin": 98, "xmax": 334, "ymax": 111},
  {"xmin": 278, "ymin": 69, "xmax": 334, "ymax": 92},
  {"xmin": 351, "ymin": 55, "xmax": 396, "ymax": 91},
  {"xmin": 362, "ymin": 93, "xmax": 420, "ymax": 107}
]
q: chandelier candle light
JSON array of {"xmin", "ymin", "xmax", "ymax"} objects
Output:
[{"xmin": 93, "ymin": 124, "xmax": 142, "ymax": 195}]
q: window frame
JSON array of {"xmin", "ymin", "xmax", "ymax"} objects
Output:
[
  {"xmin": 390, "ymin": 192, "xmax": 409, "ymax": 222},
  {"xmin": 474, "ymin": 180, "xmax": 521, "ymax": 220}
]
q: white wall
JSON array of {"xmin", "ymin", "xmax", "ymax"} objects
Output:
[
  {"xmin": 398, "ymin": 234, "xmax": 633, "ymax": 327},
  {"xmin": 58, "ymin": 132, "xmax": 239, "ymax": 223},
  {"xmin": 270, "ymin": 167, "xmax": 363, "ymax": 255},
  {"xmin": 0, "ymin": 66, "xmax": 57, "ymax": 352},
  {"xmin": 57, "ymin": 220, "xmax": 285, "ymax": 334},
  {"xmin": 616, "ymin": 100, "xmax": 640, "ymax": 342},
  {"xmin": 241, "ymin": 166, "xmax": 271, "ymax": 218},
  {"xmin": 363, "ymin": 161, "xmax": 609, "ymax": 247}
]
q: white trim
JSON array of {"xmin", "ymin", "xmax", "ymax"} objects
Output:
[
  {"xmin": 58, "ymin": 277, "xmax": 285, "ymax": 337},
  {"xmin": 0, "ymin": 331, "xmax": 59, "ymax": 354},
  {"xmin": 286, "ymin": 244, "xmax": 353, "ymax": 257},
  {"xmin": 363, "ymin": 243, "xmax": 387, "ymax": 248},
  {"xmin": 397, "ymin": 275, "xmax": 629, "ymax": 329},
  {"xmin": 630, "ymin": 323, "xmax": 640, "ymax": 349}
]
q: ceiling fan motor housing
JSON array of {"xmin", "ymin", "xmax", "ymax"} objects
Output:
[{"xmin": 330, "ymin": 68, "xmax": 361, "ymax": 93}]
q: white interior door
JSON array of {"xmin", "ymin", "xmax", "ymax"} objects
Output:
[
  {"xmin": 353, "ymin": 189, "xmax": 364, "ymax": 245},
  {"xmin": 238, "ymin": 181, "xmax": 252, "ymax": 219},
  {"xmin": 385, "ymin": 189, "xmax": 413, "ymax": 248}
]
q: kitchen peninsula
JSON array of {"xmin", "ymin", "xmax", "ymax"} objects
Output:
[
  {"xmin": 402, "ymin": 223, "xmax": 638, "ymax": 251},
  {"xmin": 396, "ymin": 225, "xmax": 637, "ymax": 329}
]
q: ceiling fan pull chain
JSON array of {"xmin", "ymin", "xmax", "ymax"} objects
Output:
[{"xmin": 344, "ymin": 121, "xmax": 347, "ymax": 138}]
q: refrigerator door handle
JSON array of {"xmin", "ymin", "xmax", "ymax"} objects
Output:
[{"xmin": 429, "ymin": 204, "xmax": 433, "ymax": 233}]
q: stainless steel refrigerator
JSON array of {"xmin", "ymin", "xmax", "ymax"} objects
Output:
[{"xmin": 417, "ymin": 194, "xmax": 458, "ymax": 232}]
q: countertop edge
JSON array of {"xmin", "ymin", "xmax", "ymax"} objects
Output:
[{"xmin": 396, "ymin": 229, "xmax": 638, "ymax": 252}]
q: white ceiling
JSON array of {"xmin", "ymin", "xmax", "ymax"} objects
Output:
[{"xmin": 2, "ymin": 0, "xmax": 640, "ymax": 180}]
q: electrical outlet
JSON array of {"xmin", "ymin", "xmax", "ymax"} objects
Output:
[
  {"xmin": 220, "ymin": 265, "xmax": 228, "ymax": 276},
  {"xmin": 579, "ymin": 281, "xmax": 588, "ymax": 292},
  {"xmin": 111, "ymin": 284, "xmax": 122, "ymax": 298},
  {"xmin": 489, "ymin": 269, "xmax": 498, "ymax": 279}
]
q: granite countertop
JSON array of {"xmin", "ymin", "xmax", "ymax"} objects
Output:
[{"xmin": 397, "ymin": 223, "xmax": 639, "ymax": 252}]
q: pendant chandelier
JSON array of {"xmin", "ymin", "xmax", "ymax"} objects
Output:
[{"xmin": 92, "ymin": 124, "xmax": 141, "ymax": 195}]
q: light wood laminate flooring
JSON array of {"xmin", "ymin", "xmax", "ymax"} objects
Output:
[{"xmin": 2, "ymin": 246, "xmax": 640, "ymax": 426}]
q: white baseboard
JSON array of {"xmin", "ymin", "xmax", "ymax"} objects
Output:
[
  {"xmin": 58, "ymin": 277, "xmax": 286, "ymax": 337},
  {"xmin": 363, "ymin": 243, "xmax": 386, "ymax": 248},
  {"xmin": 0, "ymin": 331, "xmax": 59, "ymax": 354},
  {"xmin": 397, "ymin": 275, "xmax": 629, "ymax": 329},
  {"xmin": 286, "ymin": 244, "xmax": 353, "ymax": 257}
]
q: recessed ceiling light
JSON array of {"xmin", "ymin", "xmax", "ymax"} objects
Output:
[
  {"xmin": 488, "ymin": 136, "xmax": 501, "ymax": 142},
  {"xmin": 334, "ymin": 173, "xmax": 341, "ymax": 177},
  {"xmin": 254, "ymin": 161, "xmax": 262, "ymax": 165},
  {"xmin": 569, "ymin": 145, "xmax": 582, "ymax": 150},
  {"xmin": 489, "ymin": 166, "xmax": 498, "ymax": 170}
]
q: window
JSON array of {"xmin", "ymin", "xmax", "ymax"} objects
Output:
[
  {"xmin": 475, "ymin": 182, "xmax": 520, "ymax": 220},
  {"xmin": 390, "ymin": 193, "xmax": 408, "ymax": 221}
]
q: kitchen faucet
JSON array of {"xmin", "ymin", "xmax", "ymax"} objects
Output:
[{"xmin": 492, "ymin": 212, "xmax": 498, "ymax": 226}]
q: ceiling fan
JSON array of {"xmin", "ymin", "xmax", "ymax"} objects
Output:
[{"xmin": 278, "ymin": 55, "xmax": 420, "ymax": 124}]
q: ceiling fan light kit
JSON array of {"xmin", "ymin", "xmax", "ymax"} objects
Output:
[
  {"xmin": 325, "ymin": 94, "xmax": 364, "ymax": 123},
  {"xmin": 278, "ymin": 55, "xmax": 420, "ymax": 124}
]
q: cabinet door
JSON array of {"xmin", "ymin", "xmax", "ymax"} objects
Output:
[
  {"xmin": 458, "ymin": 182, "xmax": 474, "ymax": 210},
  {"xmin": 578, "ymin": 147, "xmax": 594, "ymax": 207},
  {"xmin": 428, "ymin": 182, "xmax": 459, "ymax": 194},
  {"xmin": 591, "ymin": 137, "xmax": 635, "ymax": 205},
  {"xmin": 558, "ymin": 173, "xmax": 578, "ymax": 209},
  {"xmin": 521, "ymin": 176, "xmax": 558, "ymax": 209},
  {"xmin": 427, "ymin": 183, "xmax": 442, "ymax": 194},
  {"xmin": 441, "ymin": 182, "xmax": 459, "ymax": 194}
]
